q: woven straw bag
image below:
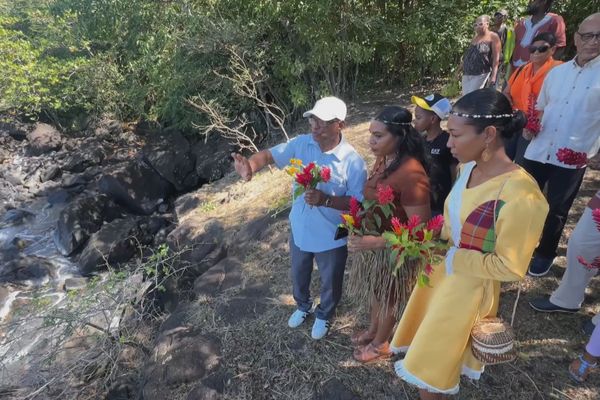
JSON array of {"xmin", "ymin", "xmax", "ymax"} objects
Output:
[{"xmin": 469, "ymin": 175, "xmax": 521, "ymax": 366}]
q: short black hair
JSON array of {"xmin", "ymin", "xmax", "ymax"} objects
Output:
[{"xmin": 532, "ymin": 32, "xmax": 557, "ymax": 47}]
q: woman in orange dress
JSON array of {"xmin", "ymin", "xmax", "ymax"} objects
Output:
[{"xmin": 503, "ymin": 31, "xmax": 562, "ymax": 164}]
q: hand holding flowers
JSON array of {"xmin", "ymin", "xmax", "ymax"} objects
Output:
[
  {"xmin": 382, "ymin": 214, "xmax": 447, "ymax": 287},
  {"xmin": 285, "ymin": 158, "xmax": 332, "ymax": 200}
]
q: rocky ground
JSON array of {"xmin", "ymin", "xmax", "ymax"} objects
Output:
[{"xmin": 1, "ymin": 88, "xmax": 599, "ymax": 399}]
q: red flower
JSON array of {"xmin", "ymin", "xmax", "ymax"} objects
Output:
[
  {"xmin": 578, "ymin": 255, "xmax": 600, "ymax": 270},
  {"xmin": 303, "ymin": 162, "xmax": 315, "ymax": 174},
  {"xmin": 592, "ymin": 208, "xmax": 600, "ymax": 232},
  {"xmin": 424, "ymin": 264, "xmax": 433, "ymax": 275},
  {"xmin": 525, "ymin": 93, "xmax": 541, "ymax": 135},
  {"xmin": 349, "ymin": 197, "xmax": 362, "ymax": 216},
  {"xmin": 391, "ymin": 217, "xmax": 403, "ymax": 235},
  {"xmin": 426, "ymin": 215, "xmax": 444, "ymax": 232},
  {"xmin": 295, "ymin": 172, "xmax": 312, "ymax": 188},
  {"xmin": 320, "ymin": 167, "xmax": 331, "ymax": 182},
  {"xmin": 406, "ymin": 214, "xmax": 421, "ymax": 232},
  {"xmin": 415, "ymin": 230, "xmax": 425, "ymax": 242},
  {"xmin": 556, "ymin": 148, "xmax": 587, "ymax": 168},
  {"xmin": 376, "ymin": 184, "xmax": 395, "ymax": 205}
]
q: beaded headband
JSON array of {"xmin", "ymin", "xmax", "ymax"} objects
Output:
[
  {"xmin": 450, "ymin": 111, "xmax": 514, "ymax": 119},
  {"xmin": 375, "ymin": 118, "xmax": 413, "ymax": 126}
]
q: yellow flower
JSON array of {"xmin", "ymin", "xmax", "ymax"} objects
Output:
[
  {"xmin": 285, "ymin": 166, "xmax": 299, "ymax": 176},
  {"xmin": 341, "ymin": 214, "xmax": 355, "ymax": 226},
  {"xmin": 290, "ymin": 158, "xmax": 303, "ymax": 166}
]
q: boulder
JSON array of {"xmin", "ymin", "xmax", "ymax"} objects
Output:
[
  {"xmin": 142, "ymin": 329, "xmax": 221, "ymax": 400},
  {"xmin": 26, "ymin": 123, "xmax": 62, "ymax": 156},
  {"xmin": 192, "ymin": 136, "xmax": 232, "ymax": 184},
  {"xmin": 98, "ymin": 160, "xmax": 174, "ymax": 215},
  {"xmin": 0, "ymin": 119, "xmax": 29, "ymax": 141},
  {"xmin": 77, "ymin": 217, "xmax": 148, "ymax": 276},
  {"xmin": 62, "ymin": 139, "xmax": 105, "ymax": 173},
  {"xmin": 193, "ymin": 257, "xmax": 242, "ymax": 299},
  {"xmin": 53, "ymin": 195, "xmax": 108, "ymax": 256},
  {"xmin": 0, "ymin": 255, "xmax": 57, "ymax": 288},
  {"xmin": 142, "ymin": 130, "xmax": 198, "ymax": 192}
]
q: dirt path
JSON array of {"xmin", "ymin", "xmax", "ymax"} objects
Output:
[{"xmin": 184, "ymin": 91, "xmax": 600, "ymax": 400}]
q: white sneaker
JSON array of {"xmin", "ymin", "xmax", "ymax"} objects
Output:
[
  {"xmin": 311, "ymin": 318, "xmax": 331, "ymax": 340},
  {"xmin": 288, "ymin": 309, "xmax": 311, "ymax": 328}
]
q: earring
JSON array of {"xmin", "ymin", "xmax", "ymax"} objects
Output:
[{"xmin": 481, "ymin": 143, "xmax": 491, "ymax": 162}]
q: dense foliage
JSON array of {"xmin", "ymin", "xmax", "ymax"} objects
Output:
[{"xmin": 0, "ymin": 0, "xmax": 596, "ymax": 132}]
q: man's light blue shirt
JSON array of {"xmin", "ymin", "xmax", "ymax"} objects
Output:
[{"xmin": 270, "ymin": 133, "xmax": 367, "ymax": 253}]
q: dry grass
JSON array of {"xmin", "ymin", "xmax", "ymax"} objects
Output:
[{"xmin": 186, "ymin": 91, "xmax": 600, "ymax": 399}]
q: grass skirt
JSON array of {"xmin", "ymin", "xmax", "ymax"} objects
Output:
[{"xmin": 347, "ymin": 250, "xmax": 419, "ymax": 320}]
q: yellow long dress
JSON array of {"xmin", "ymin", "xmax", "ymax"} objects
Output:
[{"xmin": 390, "ymin": 162, "xmax": 549, "ymax": 394}]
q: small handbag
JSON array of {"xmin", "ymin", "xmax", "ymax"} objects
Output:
[{"xmin": 469, "ymin": 175, "xmax": 521, "ymax": 365}]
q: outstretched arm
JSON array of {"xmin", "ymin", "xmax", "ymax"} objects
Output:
[{"xmin": 231, "ymin": 150, "xmax": 274, "ymax": 181}]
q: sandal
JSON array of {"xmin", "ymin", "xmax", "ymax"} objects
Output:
[
  {"xmin": 569, "ymin": 355, "xmax": 597, "ymax": 383},
  {"xmin": 350, "ymin": 329, "xmax": 376, "ymax": 347},
  {"xmin": 353, "ymin": 342, "xmax": 392, "ymax": 363}
]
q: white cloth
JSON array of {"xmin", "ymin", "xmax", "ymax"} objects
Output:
[
  {"xmin": 550, "ymin": 206, "xmax": 600, "ymax": 321},
  {"xmin": 524, "ymin": 56, "xmax": 600, "ymax": 168},
  {"xmin": 445, "ymin": 161, "xmax": 476, "ymax": 275},
  {"xmin": 462, "ymin": 73, "xmax": 490, "ymax": 96},
  {"xmin": 513, "ymin": 15, "xmax": 552, "ymax": 67}
]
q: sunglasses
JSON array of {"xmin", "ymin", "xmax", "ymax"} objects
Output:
[{"xmin": 528, "ymin": 44, "xmax": 550, "ymax": 54}]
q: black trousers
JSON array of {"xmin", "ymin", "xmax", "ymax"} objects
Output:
[{"xmin": 522, "ymin": 159, "xmax": 586, "ymax": 259}]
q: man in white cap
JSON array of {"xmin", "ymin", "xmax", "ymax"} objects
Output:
[{"xmin": 232, "ymin": 96, "xmax": 367, "ymax": 339}]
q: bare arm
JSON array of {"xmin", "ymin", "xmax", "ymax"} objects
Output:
[
  {"xmin": 231, "ymin": 150, "xmax": 274, "ymax": 181},
  {"xmin": 490, "ymin": 33, "xmax": 501, "ymax": 83}
]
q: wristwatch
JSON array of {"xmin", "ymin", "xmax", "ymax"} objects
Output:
[{"xmin": 324, "ymin": 195, "xmax": 333, "ymax": 207}]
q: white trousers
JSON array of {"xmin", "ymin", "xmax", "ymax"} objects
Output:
[
  {"xmin": 461, "ymin": 72, "xmax": 490, "ymax": 96},
  {"xmin": 550, "ymin": 207, "xmax": 600, "ymax": 323}
]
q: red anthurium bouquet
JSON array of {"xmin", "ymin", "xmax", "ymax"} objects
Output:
[
  {"xmin": 285, "ymin": 158, "xmax": 331, "ymax": 198},
  {"xmin": 382, "ymin": 214, "xmax": 447, "ymax": 287},
  {"xmin": 577, "ymin": 208, "xmax": 600, "ymax": 270},
  {"xmin": 556, "ymin": 148, "xmax": 588, "ymax": 168},
  {"xmin": 339, "ymin": 184, "xmax": 395, "ymax": 235},
  {"xmin": 525, "ymin": 93, "xmax": 541, "ymax": 136}
]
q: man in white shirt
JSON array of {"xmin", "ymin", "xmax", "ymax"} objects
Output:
[{"xmin": 524, "ymin": 13, "xmax": 600, "ymax": 276}]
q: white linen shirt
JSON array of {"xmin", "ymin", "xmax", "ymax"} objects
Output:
[
  {"xmin": 270, "ymin": 134, "xmax": 367, "ymax": 253},
  {"xmin": 524, "ymin": 55, "xmax": 600, "ymax": 168}
]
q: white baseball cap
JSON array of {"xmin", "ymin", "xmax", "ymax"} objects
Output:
[{"xmin": 303, "ymin": 96, "xmax": 347, "ymax": 122}]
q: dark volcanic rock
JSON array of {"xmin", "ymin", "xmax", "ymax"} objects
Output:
[
  {"xmin": 26, "ymin": 123, "xmax": 62, "ymax": 156},
  {"xmin": 142, "ymin": 329, "xmax": 221, "ymax": 400},
  {"xmin": 192, "ymin": 136, "xmax": 232, "ymax": 184},
  {"xmin": 0, "ymin": 255, "xmax": 57, "ymax": 288},
  {"xmin": 98, "ymin": 160, "xmax": 174, "ymax": 215},
  {"xmin": 77, "ymin": 217, "xmax": 148, "ymax": 275},
  {"xmin": 53, "ymin": 195, "xmax": 108, "ymax": 256},
  {"xmin": 142, "ymin": 130, "xmax": 198, "ymax": 192}
]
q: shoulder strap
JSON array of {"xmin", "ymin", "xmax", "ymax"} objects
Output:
[{"xmin": 491, "ymin": 172, "xmax": 521, "ymax": 327}]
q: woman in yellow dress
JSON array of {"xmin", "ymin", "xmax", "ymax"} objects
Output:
[{"xmin": 391, "ymin": 88, "xmax": 549, "ymax": 399}]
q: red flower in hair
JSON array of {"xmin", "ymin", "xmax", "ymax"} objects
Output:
[
  {"xmin": 320, "ymin": 167, "xmax": 331, "ymax": 182},
  {"xmin": 376, "ymin": 184, "xmax": 395, "ymax": 205},
  {"xmin": 556, "ymin": 148, "xmax": 587, "ymax": 168},
  {"xmin": 426, "ymin": 215, "xmax": 444, "ymax": 232}
]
